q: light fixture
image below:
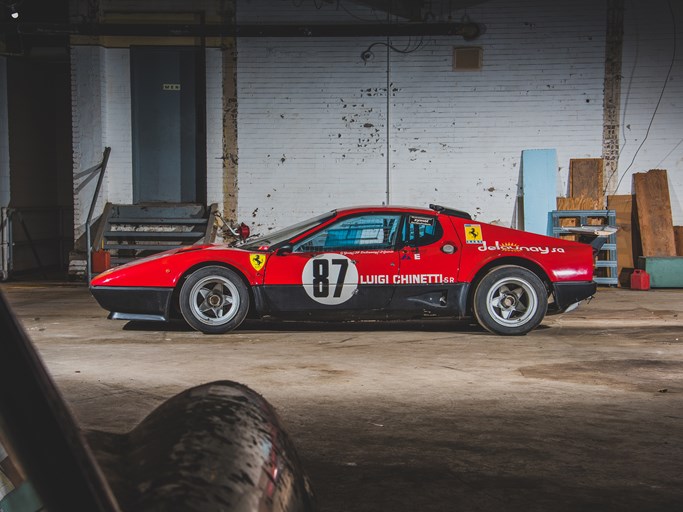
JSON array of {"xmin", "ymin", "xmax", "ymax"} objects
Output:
[{"xmin": 9, "ymin": 3, "xmax": 19, "ymax": 19}]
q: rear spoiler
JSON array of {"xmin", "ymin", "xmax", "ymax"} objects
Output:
[{"xmin": 561, "ymin": 226, "xmax": 618, "ymax": 256}]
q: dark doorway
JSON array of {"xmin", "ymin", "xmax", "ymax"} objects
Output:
[
  {"xmin": 7, "ymin": 57, "xmax": 73, "ymax": 275},
  {"xmin": 130, "ymin": 46, "xmax": 205, "ymax": 204}
]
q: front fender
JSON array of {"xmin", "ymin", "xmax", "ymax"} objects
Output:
[{"xmin": 91, "ymin": 246, "xmax": 267, "ymax": 288}]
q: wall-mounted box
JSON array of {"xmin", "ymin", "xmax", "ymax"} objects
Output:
[{"xmin": 452, "ymin": 47, "xmax": 483, "ymax": 71}]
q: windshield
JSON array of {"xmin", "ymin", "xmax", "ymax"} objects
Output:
[{"xmin": 240, "ymin": 211, "xmax": 336, "ymax": 250}]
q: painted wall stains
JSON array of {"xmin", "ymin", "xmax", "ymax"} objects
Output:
[{"xmin": 237, "ymin": 0, "xmax": 609, "ymax": 230}]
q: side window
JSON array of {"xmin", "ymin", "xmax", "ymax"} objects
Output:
[
  {"xmin": 294, "ymin": 214, "xmax": 402, "ymax": 252},
  {"xmin": 402, "ymin": 215, "xmax": 442, "ymax": 247}
]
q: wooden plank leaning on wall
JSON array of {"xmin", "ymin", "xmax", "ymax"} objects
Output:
[
  {"xmin": 633, "ymin": 169, "xmax": 677, "ymax": 257},
  {"xmin": 674, "ymin": 226, "xmax": 683, "ymax": 257},
  {"xmin": 607, "ymin": 195, "xmax": 636, "ymax": 287}
]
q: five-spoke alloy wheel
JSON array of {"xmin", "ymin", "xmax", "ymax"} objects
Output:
[
  {"xmin": 179, "ymin": 266, "xmax": 250, "ymax": 334},
  {"xmin": 473, "ymin": 265, "xmax": 548, "ymax": 335}
]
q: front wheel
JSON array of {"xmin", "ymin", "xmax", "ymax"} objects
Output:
[
  {"xmin": 473, "ymin": 266, "xmax": 548, "ymax": 336},
  {"xmin": 179, "ymin": 266, "xmax": 250, "ymax": 334}
]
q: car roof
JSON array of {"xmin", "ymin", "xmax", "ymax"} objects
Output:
[{"xmin": 334, "ymin": 204, "xmax": 472, "ymax": 220}]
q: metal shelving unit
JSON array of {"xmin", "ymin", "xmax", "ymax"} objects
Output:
[{"xmin": 550, "ymin": 209, "xmax": 618, "ymax": 286}]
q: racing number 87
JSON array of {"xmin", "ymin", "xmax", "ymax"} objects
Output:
[{"xmin": 312, "ymin": 258, "xmax": 348, "ymax": 298}]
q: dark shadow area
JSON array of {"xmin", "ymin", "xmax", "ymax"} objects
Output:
[
  {"xmin": 58, "ymin": 379, "xmax": 683, "ymax": 512},
  {"xmin": 122, "ymin": 317, "xmax": 482, "ymax": 334}
]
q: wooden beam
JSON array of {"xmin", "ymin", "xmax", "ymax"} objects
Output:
[
  {"xmin": 569, "ymin": 158, "xmax": 604, "ymax": 206},
  {"xmin": 607, "ymin": 195, "xmax": 635, "ymax": 286},
  {"xmin": 633, "ymin": 169, "xmax": 676, "ymax": 257},
  {"xmin": 602, "ymin": 0, "xmax": 624, "ymax": 194},
  {"xmin": 675, "ymin": 226, "xmax": 683, "ymax": 256},
  {"xmin": 556, "ymin": 197, "xmax": 600, "ymax": 211}
]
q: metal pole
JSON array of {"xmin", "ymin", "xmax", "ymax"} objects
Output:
[
  {"xmin": 385, "ymin": 8, "xmax": 391, "ymax": 206},
  {"xmin": 85, "ymin": 147, "xmax": 111, "ymax": 284},
  {"xmin": 0, "ymin": 207, "xmax": 9, "ymax": 280}
]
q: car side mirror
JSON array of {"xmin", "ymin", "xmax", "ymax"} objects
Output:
[{"xmin": 276, "ymin": 244, "xmax": 293, "ymax": 256}]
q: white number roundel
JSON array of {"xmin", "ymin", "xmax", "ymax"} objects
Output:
[{"xmin": 302, "ymin": 254, "xmax": 358, "ymax": 305}]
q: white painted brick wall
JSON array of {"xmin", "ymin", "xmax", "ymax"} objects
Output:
[
  {"xmin": 0, "ymin": 57, "xmax": 9, "ymax": 208},
  {"xmin": 71, "ymin": 44, "xmax": 225, "ymax": 241},
  {"xmin": 237, "ymin": 37, "xmax": 389, "ymax": 232},
  {"xmin": 206, "ymin": 47, "xmax": 224, "ymax": 208},
  {"xmin": 236, "ymin": 0, "xmax": 605, "ymax": 231},
  {"xmin": 103, "ymin": 49, "xmax": 133, "ymax": 205},
  {"xmin": 71, "ymin": 45, "xmax": 105, "ymax": 242},
  {"xmin": 72, "ymin": 46, "xmax": 134, "ymax": 241},
  {"xmin": 238, "ymin": 0, "xmax": 397, "ymax": 23},
  {"xmin": 100, "ymin": 0, "xmax": 227, "ymax": 16},
  {"xmin": 619, "ymin": 0, "xmax": 683, "ymax": 224},
  {"xmin": 390, "ymin": 0, "xmax": 605, "ymax": 225}
]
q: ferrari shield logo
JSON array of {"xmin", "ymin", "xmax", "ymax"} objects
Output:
[
  {"xmin": 464, "ymin": 224, "xmax": 483, "ymax": 244},
  {"xmin": 249, "ymin": 254, "xmax": 266, "ymax": 271}
]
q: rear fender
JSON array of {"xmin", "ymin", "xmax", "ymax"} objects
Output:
[{"xmin": 466, "ymin": 257, "xmax": 551, "ymax": 314}]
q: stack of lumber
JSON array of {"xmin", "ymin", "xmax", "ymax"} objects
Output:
[
  {"xmin": 556, "ymin": 159, "xmax": 605, "ymax": 235},
  {"xmin": 632, "ymin": 169, "xmax": 677, "ymax": 257},
  {"xmin": 606, "ymin": 194, "xmax": 635, "ymax": 284},
  {"xmin": 556, "ymin": 161, "xmax": 682, "ymax": 287},
  {"xmin": 630, "ymin": 169, "xmax": 683, "ymax": 288}
]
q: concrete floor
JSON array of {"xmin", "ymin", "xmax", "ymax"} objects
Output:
[{"xmin": 2, "ymin": 282, "xmax": 683, "ymax": 511}]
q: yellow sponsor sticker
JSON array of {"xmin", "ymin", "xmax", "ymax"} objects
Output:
[
  {"xmin": 464, "ymin": 224, "xmax": 483, "ymax": 244},
  {"xmin": 249, "ymin": 253, "xmax": 266, "ymax": 271}
]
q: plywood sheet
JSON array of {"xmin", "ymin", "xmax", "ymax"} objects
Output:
[
  {"xmin": 556, "ymin": 197, "xmax": 600, "ymax": 211},
  {"xmin": 522, "ymin": 149, "xmax": 557, "ymax": 235},
  {"xmin": 675, "ymin": 226, "xmax": 683, "ymax": 256},
  {"xmin": 569, "ymin": 158, "xmax": 604, "ymax": 206},
  {"xmin": 633, "ymin": 169, "xmax": 676, "ymax": 257},
  {"xmin": 607, "ymin": 195, "xmax": 635, "ymax": 285}
]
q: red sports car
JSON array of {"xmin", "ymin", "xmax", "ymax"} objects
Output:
[{"xmin": 90, "ymin": 204, "xmax": 600, "ymax": 336}]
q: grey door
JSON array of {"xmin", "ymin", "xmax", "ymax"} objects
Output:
[{"xmin": 131, "ymin": 47, "xmax": 203, "ymax": 203}]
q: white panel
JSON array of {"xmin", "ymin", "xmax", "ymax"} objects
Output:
[{"xmin": 619, "ymin": 1, "xmax": 683, "ymax": 224}]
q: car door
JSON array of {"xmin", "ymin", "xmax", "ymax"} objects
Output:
[
  {"xmin": 261, "ymin": 213, "xmax": 403, "ymax": 317},
  {"xmin": 392, "ymin": 213, "xmax": 464, "ymax": 314}
]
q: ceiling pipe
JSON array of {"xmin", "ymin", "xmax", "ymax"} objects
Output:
[{"xmin": 0, "ymin": 21, "xmax": 483, "ymax": 39}]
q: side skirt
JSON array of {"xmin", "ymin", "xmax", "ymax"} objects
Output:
[{"xmin": 252, "ymin": 283, "xmax": 469, "ymax": 321}]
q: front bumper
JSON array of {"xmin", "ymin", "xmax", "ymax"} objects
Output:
[
  {"xmin": 90, "ymin": 286, "xmax": 173, "ymax": 322},
  {"xmin": 551, "ymin": 281, "xmax": 597, "ymax": 312}
]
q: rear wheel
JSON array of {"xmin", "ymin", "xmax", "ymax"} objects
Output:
[
  {"xmin": 179, "ymin": 266, "xmax": 249, "ymax": 334},
  {"xmin": 473, "ymin": 266, "xmax": 547, "ymax": 335}
]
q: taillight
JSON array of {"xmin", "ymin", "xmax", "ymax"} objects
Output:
[{"xmin": 238, "ymin": 223, "xmax": 250, "ymax": 240}]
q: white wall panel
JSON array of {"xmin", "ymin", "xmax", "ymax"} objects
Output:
[
  {"xmin": 236, "ymin": 0, "xmax": 606, "ymax": 230},
  {"xmin": 237, "ymin": 37, "xmax": 390, "ymax": 231},
  {"xmin": 103, "ymin": 49, "xmax": 133, "ymax": 205},
  {"xmin": 72, "ymin": 45, "xmax": 226, "ymax": 236},
  {"xmin": 390, "ymin": 0, "xmax": 605, "ymax": 225},
  {"xmin": 206, "ymin": 48, "xmax": 225, "ymax": 208},
  {"xmin": 0, "ymin": 58, "xmax": 9, "ymax": 208},
  {"xmin": 619, "ymin": 0, "xmax": 683, "ymax": 224},
  {"xmin": 71, "ymin": 45, "xmax": 105, "ymax": 240}
]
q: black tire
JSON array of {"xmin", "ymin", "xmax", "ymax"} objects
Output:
[
  {"xmin": 473, "ymin": 265, "xmax": 548, "ymax": 336},
  {"xmin": 179, "ymin": 266, "xmax": 249, "ymax": 334}
]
